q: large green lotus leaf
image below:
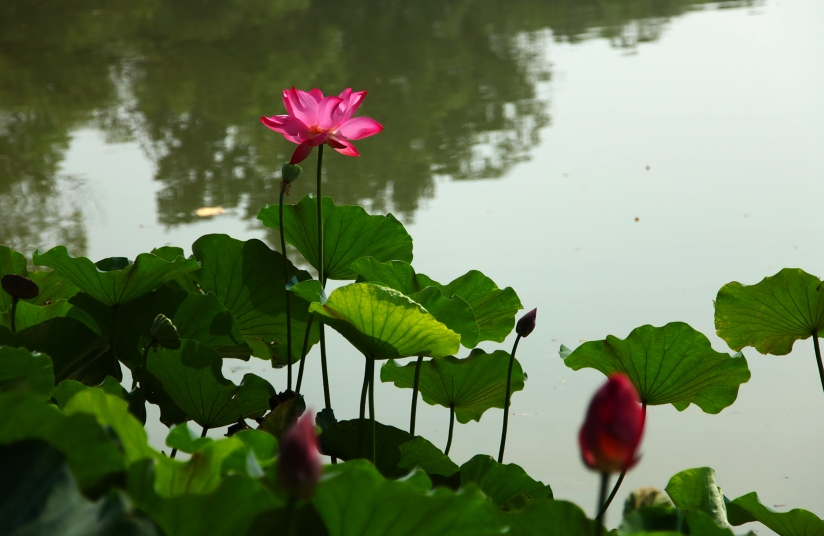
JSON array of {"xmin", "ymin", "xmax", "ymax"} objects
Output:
[
  {"xmin": 0, "ymin": 440, "xmax": 159, "ymax": 536},
  {"xmin": 0, "ymin": 318, "xmax": 115, "ymax": 385},
  {"xmin": 715, "ymin": 268, "xmax": 824, "ymax": 355},
  {"xmin": 418, "ymin": 270, "xmax": 522, "ymax": 344},
  {"xmin": 381, "ymin": 349, "xmax": 523, "ymax": 423},
  {"xmin": 619, "ymin": 507, "xmax": 735, "ymax": 536},
  {"xmin": 461, "ymin": 454, "xmax": 553, "ymax": 509},
  {"xmin": 498, "ymin": 500, "xmax": 596, "ymax": 536},
  {"xmin": 32, "ymin": 246, "xmax": 200, "ymax": 307},
  {"xmin": 62, "ymin": 388, "xmax": 155, "ymax": 465},
  {"xmin": 0, "ymin": 346, "xmax": 53, "ymax": 400},
  {"xmin": 562, "ymin": 322, "xmax": 751, "ymax": 413},
  {"xmin": 128, "ymin": 460, "xmax": 277, "ymax": 536},
  {"xmin": 310, "ymin": 283, "xmax": 460, "ymax": 360},
  {"xmin": 0, "ymin": 245, "xmax": 27, "ymax": 311},
  {"xmin": 185, "ymin": 234, "xmax": 318, "ymax": 363},
  {"xmin": 664, "ymin": 467, "xmax": 728, "ymax": 528},
  {"xmin": 1, "ymin": 299, "xmax": 99, "ymax": 333},
  {"xmin": 0, "ymin": 394, "xmax": 125, "ymax": 490},
  {"xmin": 726, "ymin": 492, "xmax": 824, "ymax": 535},
  {"xmin": 27, "ymin": 269, "xmax": 81, "ymax": 306},
  {"xmin": 312, "ymin": 459, "xmax": 504, "ymax": 536},
  {"xmin": 351, "ymin": 258, "xmax": 480, "ymax": 348},
  {"xmin": 147, "ymin": 339, "xmax": 275, "ymax": 429},
  {"xmin": 52, "ymin": 377, "xmax": 129, "ymax": 409},
  {"xmin": 321, "ymin": 419, "xmax": 458, "ymax": 479},
  {"xmin": 258, "ymin": 195, "xmax": 414, "ymax": 281}
]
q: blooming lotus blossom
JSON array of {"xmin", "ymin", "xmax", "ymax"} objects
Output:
[
  {"xmin": 579, "ymin": 373, "xmax": 645, "ymax": 473},
  {"xmin": 261, "ymin": 87, "xmax": 383, "ymax": 164},
  {"xmin": 277, "ymin": 411, "xmax": 322, "ymax": 499}
]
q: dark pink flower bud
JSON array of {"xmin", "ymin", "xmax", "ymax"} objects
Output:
[
  {"xmin": 579, "ymin": 373, "xmax": 645, "ymax": 473},
  {"xmin": 277, "ymin": 411, "xmax": 321, "ymax": 499},
  {"xmin": 516, "ymin": 308, "xmax": 537, "ymax": 338}
]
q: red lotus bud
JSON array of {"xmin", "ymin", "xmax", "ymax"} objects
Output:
[
  {"xmin": 516, "ymin": 308, "xmax": 537, "ymax": 338},
  {"xmin": 579, "ymin": 373, "xmax": 645, "ymax": 473},
  {"xmin": 277, "ymin": 411, "xmax": 321, "ymax": 499}
]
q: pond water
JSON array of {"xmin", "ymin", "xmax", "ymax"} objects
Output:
[{"xmin": 3, "ymin": 0, "xmax": 823, "ymax": 530}]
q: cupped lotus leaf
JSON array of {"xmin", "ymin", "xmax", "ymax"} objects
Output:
[
  {"xmin": 33, "ymin": 246, "xmax": 200, "ymax": 307},
  {"xmin": 726, "ymin": 492, "xmax": 824, "ymax": 535},
  {"xmin": 664, "ymin": 467, "xmax": 728, "ymax": 528},
  {"xmin": 619, "ymin": 507, "xmax": 734, "ymax": 536},
  {"xmin": 147, "ymin": 339, "xmax": 275, "ymax": 429},
  {"xmin": 351, "ymin": 258, "xmax": 480, "ymax": 348},
  {"xmin": 185, "ymin": 234, "xmax": 318, "ymax": 363},
  {"xmin": 0, "ymin": 245, "xmax": 27, "ymax": 311},
  {"xmin": 310, "ymin": 283, "xmax": 460, "ymax": 360},
  {"xmin": 0, "ymin": 318, "xmax": 115, "ymax": 385},
  {"xmin": 312, "ymin": 460, "xmax": 504, "ymax": 536},
  {"xmin": 1, "ymin": 299, "xmax": 99, "ymax": 333},
  {"xmin": 258, "ymin": 195, "xmax": 414, "ymax": 280},
  {"xmin": 498, "ymin": 500, "xmax": 596, "ymax": 536},
  {"xmin": 0, "ymin": 393, "xmax": 125, "ymax": 490},
  {"xmin": 62, "ymin": 388, "xmax": 154, "ymax": 464},
  {"xmin": 562, "ymin": 322, "xmax": 751, "ymax": 413},
  {"xmin": 0, "ymin": 346, "xmax": 53, "ymax": 400},
  {"xmin": 165, "ymin": 424, "xmax": 211, "ymax": 454},
  {"xmin": 715, "ymin": 268, "xmax": 824, "ymax": 355},
  {"xmin": 460, "ymin": 454, "xmax": 553, "ymax": 509},
  {"xmin": 321, "ymin": 419, "xmax": 458, "ymax": 479},
  {"xmin": 381, "ymin": 349, "xmax": 524, "ymax": 423},
  {"xmin": 0, "ymin": 440, "xmax": 159, "ymax": 536},
  {"xmin": 128, "ymin": 460, "xmax": 277, "ymax": 536}
]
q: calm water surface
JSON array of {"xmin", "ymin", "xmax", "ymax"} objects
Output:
[{"xmin": 3, "ymin": 0, "xmax": 823, "ymax": 530}]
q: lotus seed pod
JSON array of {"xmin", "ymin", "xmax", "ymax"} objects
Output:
[
  {"xmin": 151, "ymin": 314, "xmax": 181, "ymax": 350},
  {"xmin": 281, "ymin": 163, "xmax": 303, "ymax": 184},
  {"xmin": 1, "ymin": 274, "xmax": 40, "ymax": 300}
]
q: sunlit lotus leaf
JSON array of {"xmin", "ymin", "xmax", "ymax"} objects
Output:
[
  {"xmin": 0, "ymin": 393, "xmax": 125, "ymax": 490},
  {"xmin": 460, "ymin": 454, "xmax": 553, "ymax": 508},
  {"xmin": 0, "ymin": 346, "xmax": 53, "ymax": 400},
  {"xmin": 147, "ymin": 340, "xmax": 275, "ymax": 429},
  {"xmin": 351, "ymin": 258, "xmax": 480, "ymax": 348},
  {"xmin": 312, "ymin": 460, "xmax": 502, "ymax": 536},
  {"xmin": 726, "ymin": 492, "xmax": 824, "ymax": 535},
  {"xmin": 288, "ymin": 279, "xmax": 326, "ymax": 304},
  {"xmin": 0, "ymin": 318, "xmax": 115, "ymax": 385},
  {"xmin": 185, "ymin": 234, "xmax": 318, "ymax": 363},
  {"xmin": 32, "ymin": 246, "xmax": 200, "ymax": 307},
  {"xmin": 1, "ymin": 299, "xmax": 98, "ymax": 333},
  {"xmin": 128, "ymin": 460, "xmax": 276, "ymax": 536},
  {"xmin": 562, "ymin": 322, "xmax": 751, "ymax": 413},
  {"xmin": 715, "ymin": 268, "xmax": 824, "ymax": 355},
  {"xmin": 381, "ymin": 349, "xmax": 523, "ymax": 423},
  {"xmin": 0, "ymin": 441, "xmax": 159, "ymax": 536},
  {"xmin": 309, "ymin": 283, "xmax": 460, "ymax": 360},
  {"xmin": 321, "ymin": 419, "xmax": 458, "ymax": 479},
  {"xmin": 0, "ymin": 245, "xmax": 27, "ymax": 311},
  {"xmin": 258, "ymin": 195, "xmax": 413, "ymax": 280},
  {"xmin": 664, "ymin": 467, "xmax": 728, "ymax": 528}
]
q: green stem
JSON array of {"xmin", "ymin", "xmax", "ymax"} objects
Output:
[
  {"xmin": 134, "ymin": 342, "xmax": 153, "ymax": 390},
  {"xmin": 595, "ymin": 472, "xmax": 610, "ymax": 536},
  {"xmin": 368, "ymin": 358, "xmax": 376, "ymax": 464},
  {"xmin": 599, "ymin": 403, "xmax": 646, "ymax": 518},
  {"xmin": 409, "ymin": 355, "xmax": 424, "ymax": 435},
  {"xmin": 284, "ymin": 496, "xmax": 297, "ymax": 536},
  {"xmin": 200, "ymin": 426, "xmax": 208, "ymax": 438},
  {"xmin": 357, "ymin": 357, "xmax": 370, "ymax": 458},
  {"xmin": 498, "ymin": 334, "xmax": 522, "ymax": 463},
  {"xmin": 444, "ymin": 404, "xmax": 455, "ymax": 456},
  {"xmin": 315, "ymin": 145, "xmax": 333, "ymax": 411},
  {"xmin": 169, "ymin": 448, "xmax": 178, "ymax": 459},
  {"xmin": 294, "ymin": 316, "xmax": 314, "ymax": 394},
  {"xmin": 10, "ymin": 296, "xmax": 18, "ymax": 332},
  {"xmin": 110, "ymin": 304, "xmax": 119, "ymax": 370},
  {"xmin": 279, "ymin": 185, "xmax": 293, "ymax": 388},
  {"xmin": 813, "ymin": 331, "xmax": 824, "ymax": 395}
]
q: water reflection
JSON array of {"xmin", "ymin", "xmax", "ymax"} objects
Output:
[{"xmin": 0, "ymin": 0, "xmax": 751, "ymax": 255}]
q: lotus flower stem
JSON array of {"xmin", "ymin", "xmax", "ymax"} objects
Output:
[
  {"xmin": 201, "ymin": 426, "xmax": 209, "ymax": 438},
  {"xmin": 9, "ymin": 296, "xmax": 18, "ymax": 332},
  {"xmin": 409, "ymin": 355, "xmax": 424, "ymax": 435},
  {"xmin": 368, "ymin": 358, "xmax": 376, "ymax": 464},
  {"xmin": 598, "ymin": 403, "xmax": 646, "ymax": 518},
  {"xmin": 595, "ymin": 472, "xmax": 610, "ymax": 536},
  {"xmin": 357, "ymin": 357, "xmax": 370, "ymax": 458},
  {"xmin": 315, "ymin": 145, "xmax": 333, "ymax": 415},
  {"xmin": 169, "ymin": 448, "xmax": 178, "ymax": 459},
  {"xmin": 444, "ymin": 404, "xmax": 455, "ymax": 456},
  {"xmin": 294, "ymin": 317, "xmax": 314, "ymax": 394},
  {"xmin": 813, "ymin": 332, "xmax": 824, "ymax": 395},
  {"xmin": 498, "ymin": 334, "xmax": 522, "ymax": 463},
  {"xmin": 279, "ymin": 185, "xmax": 293, "ymax": 388}
]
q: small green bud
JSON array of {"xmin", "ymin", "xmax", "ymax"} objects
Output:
[
  {"xmin": 151, "ymin": 314, "xmax": 181, "ymax": 350},
  {"xmin": 281, "ymin": 163, "xmax": 303, "ymax": 184}
]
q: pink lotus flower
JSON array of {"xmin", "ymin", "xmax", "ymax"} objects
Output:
[
  {"xmin": 277, "ymin": 411, "xmax": 322, "ymax": 499},
  {"xmin": 261, "ymin": 87, "xmax": 383, "ymax": 165}
]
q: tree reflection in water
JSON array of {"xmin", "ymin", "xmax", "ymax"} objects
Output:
[{"xmin": 0, "ymin": 0, "xmax": 753, "ymax": 256}]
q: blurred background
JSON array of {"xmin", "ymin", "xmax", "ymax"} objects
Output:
[{"xmin": 2, "ymin": 0, "xmax": 822, "ymax": 530}]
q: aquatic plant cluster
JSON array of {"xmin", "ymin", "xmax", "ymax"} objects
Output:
[{"xmin": 2, "ymin": 87, "xmax": 823, "ymax": 536}]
